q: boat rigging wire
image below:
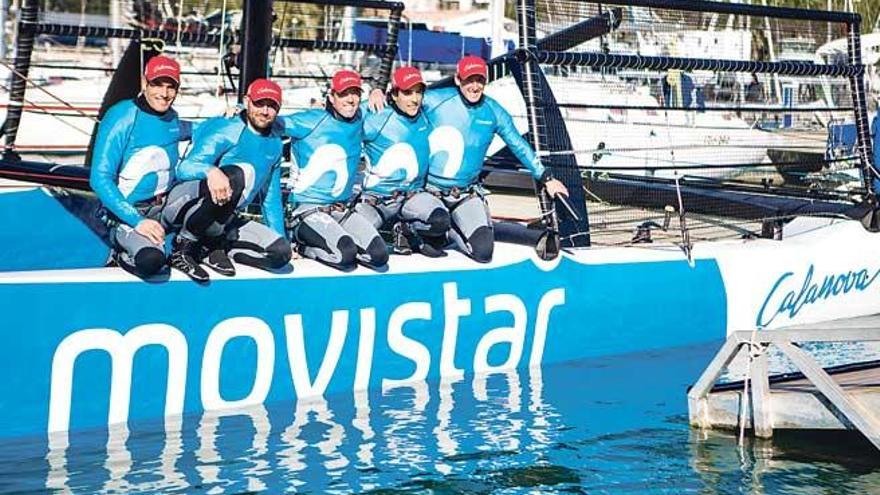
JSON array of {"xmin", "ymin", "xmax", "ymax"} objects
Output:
[
  {"xmin": 0, "ymin": 59, "xmax": 97, "ymax": 124},
  {"xmin": 218, "ymin": 0, "xmax": 229, "ymax": 103}
]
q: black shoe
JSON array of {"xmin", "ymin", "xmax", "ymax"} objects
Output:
[
  {"xmin": 201, "ymin": 238, "xmax": 236, "ymax": 276},
  {"xmin": 416, "ymin": 240, "xmax": 447, "ymax": 258},
  {"xmin": 203, "ymin": 248, "xmax": 236, "ymax": 276},
  {"xmin": 392, "ymin": 222, "xmax": 413, "ymax": 255},
  {"xmin": 170, "ymin": 237, "xmax": 210, "ymax": 283},
  {"xmin": 112, "ymin": 250, "xmax": 138, "ymax": 273},
  {"xmin": 417, "ymin": 235, "xmax": 448, "ymax": 258}
]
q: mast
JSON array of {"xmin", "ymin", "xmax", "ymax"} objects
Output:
[
  {"xmin": 490, "ymin": 0, "xmax": 506, "ymax": 57},
  {"xmin": 2, "ymin": 0, "xmax": 38, "ymax": 157},
  {"xmin": 0, "ymin": 0, "xmax": 8, "ymax": 61},
  {"xmin": 238, "ymin": 0, "xmax": 275, "ymax": 102}
]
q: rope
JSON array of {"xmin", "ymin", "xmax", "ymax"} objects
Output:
[
  {"xmin": 218, "ymin": 0, "xmax": 229, "ymax": 103},
  {"xmin": 739, "ymin": 326, "xmax": 764, "ymax": 448},
  {"xmin": 0, "ymin": 59, "xmax": 97, "ymax": 123}
]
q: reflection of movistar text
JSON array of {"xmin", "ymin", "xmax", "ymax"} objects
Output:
[
  {"xmin": 757, "ymin": 265, "xmax": 880, "ymax": 327},
  {"xmin": 48, "ymin": 283, "xmax": 565, "ymax": 432}
]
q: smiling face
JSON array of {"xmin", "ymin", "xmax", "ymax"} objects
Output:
[
  {"xmin": 244, "ymin": 96, "xmax": 279, "ymax": 130},
  {"xmin": 141, "ymin": 77, "xmax": 178, "ymax": 113},
  {"xmin": 328, "ymin": 87, "xmax": 362, "ymax": 119},
  {"xmin": 455, "ymin": 74, "xmax": 486, "ymax": 104},
  {"xmin": 392, "ymin": 84, "xmax": 425, "ymax": 117}
]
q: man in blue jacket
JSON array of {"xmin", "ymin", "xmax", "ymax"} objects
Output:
[
  {"xmin": 357, "ymin": 66, "xmax": 450, "ymax": 256},
  {"xmin": 423, "ymin": 56, "xmax": 568, "ymax": 262},
  {"xmin": 90, "ymin": 55, "xmax": 189, "ymax": 277},
  {"xmin": 162, "ymin": 78, "xmax": 291, "ymax": 281},
  {"xmin": 281, "ymin": 70, "xmax": 388, "ymax": 270}
]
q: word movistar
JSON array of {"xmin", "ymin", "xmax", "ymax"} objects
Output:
[
  {"xmin": 757, "ymin": 264, "xmax": 880, "ymax": 327},
  {"xmin": 47, "ymin": 283, "xmax": 566, "ymax": 433}
]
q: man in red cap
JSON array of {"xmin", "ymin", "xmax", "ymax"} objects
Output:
[
  {"xmin": 415, "ymin": 55, "xmax": 568, "ymax": 263},
  {"xmin": 161, "ymin": 78, "xmax": 291, "ymax": 281},
  {"xmin": 279, "ymin": 69, "xmax": 388, "ymax": 270},
  {"xmin": 90, "ymin": 54, "xmax": 191, "ymax": 278},
  {"xmin": 356, "ymin": 66, "xmax": 450, "ymax": 257}
]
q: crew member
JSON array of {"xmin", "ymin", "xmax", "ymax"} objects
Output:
[
  {"xmin": 90, "ymin": 54, "xmax": 189, "ymax": 277},
  {"xmin": 422, "ymin": 55, "xmax": 568, "ymax": 262},
  {"xmin": 164, "ymin": 78, "xmax": 291, "ymax": 282},
  {"xmin": 356, "ymin": 66, "xmax": 449, "ymax": 256},
  {"xmin": 282, "ymin": 69, "xmax": 388, "ymax": 270}
]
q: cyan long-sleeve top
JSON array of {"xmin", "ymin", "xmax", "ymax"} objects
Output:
[
  {"xmin": 422, "ymin": 86, "xmax": 545, "ymax": 191},
  {"xmin": 280, "ymin": 107, "xmax": 364, "ymax": 205},
  {"xmin": 176, "ymin": 114, "xmax": 285, "ymax": 235},
  {"xmin": 89, "ymin": 97, "xmax": 189, "ymax": 227},
  {"xmin": 361, "ymin": 104, "xmax": 432, "ymax": 196}
]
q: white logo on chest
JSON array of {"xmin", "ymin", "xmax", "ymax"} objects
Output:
[
  {"xmin": 294, "ymin": 144, "xmax": 350, "ymax": 198},
  {"xmin": 118, "ymin": 145, "xmax": 171, "ymax": 197},
  {"xmin": 364, "ymin": 142, "xmax": 419, "ymax": 189},
  {"xmin": 428, "ymin": 126, "xmax": 465, "ymax": 179}
]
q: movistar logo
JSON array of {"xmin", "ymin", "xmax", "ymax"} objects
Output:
[
  {"xmin": 47, "ymin": 283, "xmax": 566, "ymax": 432},
  {"xmin": 756, "ymin": 264, "xmax": 880, "ymax": 327}
]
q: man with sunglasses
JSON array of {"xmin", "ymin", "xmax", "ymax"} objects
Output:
[
  {"xmin": 162, "ymin": 78, "xmax": 291, "ymax": 282},
  {"xmin": 422, "ymin": 56, "xmax": 569, "ymax": 263},
  {"xmin": 90, "ymin": 54, "xmax": 190, "ymax": 278},
  {"xmin": 356, "ymin": 66, "xmax": 450, "ymax": 256},
  {"xmin": 281, "ymin": 69, "xmax": 387, "ymax": 270}
]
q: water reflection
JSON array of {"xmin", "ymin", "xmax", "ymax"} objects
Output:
[
  {"xmin": 19, "ymin": 343, "xmax": 880, "ymax": 493},
  {"xmin": 40, "ymin": 365, "xmax": 562, "ymax": 493}
]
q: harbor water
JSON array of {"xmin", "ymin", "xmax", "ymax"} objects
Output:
[{"xmin": 1, "ymin": 341, "xmax": 878, "ymax": 494}]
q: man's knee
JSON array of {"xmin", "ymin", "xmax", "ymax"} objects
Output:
[
  {"xmin": 221, "ymin": 165, "xmax": 246, "ymax": 195},
  {"xmin": 134, "ymin": 247, "xmax": 166, "ymax": 276},
  {"xmin": 365, "ymin": 236, "xmax": 389, "ymax": 266},
  {"xmin": 264, "ymin": 237, "xmax": 292, "ymax": 268},
  {"xmin": 425, "ymin": 207, "xmax": 451, "ymax": 235},
  {"xmin": 468, "ymin": 226, "xmax": 494, "ymax": 263},
  {"xmin": 337, "ymin": 235, "xmax": 358, "ymax": 267}
]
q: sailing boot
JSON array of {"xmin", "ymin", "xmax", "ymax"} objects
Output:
[
  {"xmin": 391, "ymin": 222, "xmax": 413, "ymax": 255},
  {"xmin": 201, "ymin": 237, "xmax": 236, "ymax": 277},
  {"xmin": 170, "ymin": 236, "xmax": 210, "ymax": 283},
  {"xmin": 415, "ymin": 233, "xmax": 448, "ymax": 258}
]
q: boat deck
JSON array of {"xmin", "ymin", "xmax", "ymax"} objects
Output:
[{"xmin": 488, "ymin": 190, "xmax": 761, "ymax": 246}]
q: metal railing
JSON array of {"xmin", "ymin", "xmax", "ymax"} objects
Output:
[{"xmin": 688, "ymin": 328, "xmax": 880, "ymax": 450}]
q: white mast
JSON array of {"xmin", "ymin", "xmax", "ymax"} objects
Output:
[
  {"xmin": 110, "ymin": 0, "xmax": 123, "ymax": 66},
  {"xmin": 0, "ymin": 0, "xmax": 7, "ymax": 61},
  {"xmin": 490, "ymin": 0, "xmax": 505, "ymax": 57}
]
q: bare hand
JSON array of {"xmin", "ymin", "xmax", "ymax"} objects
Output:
[
  {"xmin": 135, "ymin": 218, "xmax": 165, "ymax": 245},
  {"xmin": 223, "ymin": 105, "xmax": 240, "ymax": 118},
  {"xmin": 544, "ymin": 178, "xmax": 569, "ymax": 198},
  {"xmin": 207, "ymin": 167, "xmax": 232, "ymax": 205},
  {"xmin": 367, "ymin": 88, "xmax": 386, "ymax": 113}
]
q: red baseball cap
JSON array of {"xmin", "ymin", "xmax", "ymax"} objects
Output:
[
  {"xmin": 392, "ymin": 66, "xmax": 425, "ymax": 91},
  {"xmin": 247, "ymin": 78, "xmax": 283, "ymax": 107},
  {"xmin": 331, "ymin": 70, "xmax": 362, "ymax": 94},
  {"xmin": 144, "ymin": 55, "xmax": 180, "ymax": 84},
  {"xmin": 457, "ymin": 55, "xmax": 488, "ymax": 80}
]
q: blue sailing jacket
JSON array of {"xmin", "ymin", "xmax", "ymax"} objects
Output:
[
  {"xmin": 281, "ymin": 106, "xmax": 364, "ymax": 205},
  {"xmin": 362, "ymin": 104, "xmax": 432, "ymax": 196},
  {"xmin": 89, "ymin": 97, "xmax": 189, "ymax": 227},
  {"xmin": 422, "ymin": 86, "xmax": 545, "ymax": 191},
  {"xmin": 177, "ymin": 114, "xmax": 285, "ymax": 235}
]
